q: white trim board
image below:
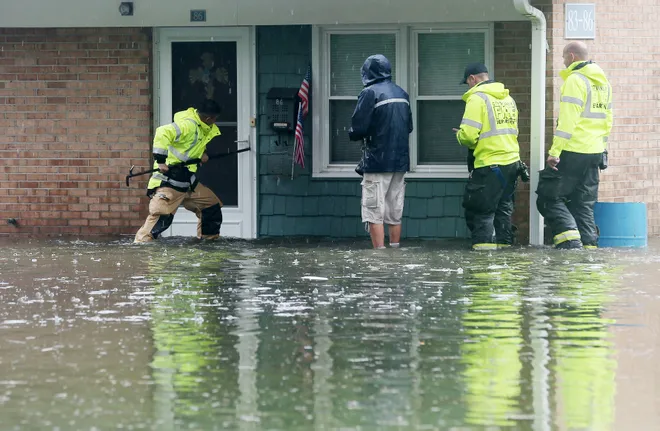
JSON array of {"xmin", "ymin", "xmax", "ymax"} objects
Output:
[
  {"xmin": 154, "ymin": 27, "xmax": 257, "ymax": 239},
  {"xmin": 311, "ymin": 23, "xmax": 495, "ymax": 180}
]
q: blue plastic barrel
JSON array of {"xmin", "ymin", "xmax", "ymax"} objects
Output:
[{"xmin": 594, "ymin": 202, "xmax": 648, "ymax": 248}]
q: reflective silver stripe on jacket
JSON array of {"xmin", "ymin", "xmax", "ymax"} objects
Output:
[
  {"xmin": 574, "ymin": 73, "xmax": 609, "ymax": 119},
  {"xmin": 374, "ymin": 98, "xmax": 409, "ymax": 108},
  {"xmin": 561, "ymin": 96, "xmax": 584, "ymax": 106},
  {"xmin": 460, "ymin": 118, "xmax": 482, "ymax": 129},
  {"xmin": 153, "ymin": 147, "xmax": 168, "ymax": 156},
  {"xmin": 153, "ymin": 173, "xmax": 191, "ymax": 189},
  {"xmin": 168, "ymin": 119, "xmax": 200, "ymax": 162},
  {"xmin": 171, "ymin": 122, "xmax": 182, "ymax": 142},
  {"xmin": 168, "ymin": 146, "xmax": 191, "ymax": 162},
  {"xmin": 554, "ymin": 130, "xmax": 573, "ymax": 140},
  {"xmin": 474, "ymin": 92, "xmax": 518, "ymax": 139}
]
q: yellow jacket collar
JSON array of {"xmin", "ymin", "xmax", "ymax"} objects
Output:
[
  {"xmin": 174, "ymin": 107, "xmax": 214, "ymax": 134},
  {"xmin": 560, "ymin": 61, "xmax": 588, "ymax": 81}
]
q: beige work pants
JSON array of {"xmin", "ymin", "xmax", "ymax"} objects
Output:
[{"xmin": 134, "ymin": 184, "xmax": 223, "ymax": 243}]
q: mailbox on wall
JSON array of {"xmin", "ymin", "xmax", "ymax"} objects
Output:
[{"xmin": 266, "ymin": 87, "xmax": 300, "ymax": 133}]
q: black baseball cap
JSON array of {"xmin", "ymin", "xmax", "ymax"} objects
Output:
[
  {"xmin": 197, "ymin": 99, "xmax": 222, "ymax": 116},
  {"xmin": 461, "ymin": 62, "xmax": 489, "ymax": 84}
]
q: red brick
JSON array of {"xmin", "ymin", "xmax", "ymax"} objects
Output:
[
  {"xmin": 69, "ymin": 219, "xmax": 90, "ymax": 226},
  {"xmin": 546, "ymin": 0, "xmax": 660, "ymax": 237},
  {"xmin": 495, "ymin": 21, "xmax": 533, "ymax": 243},
  {"xmin": 0, "ymin": 27, "xmax": 152, "ymax": 237}
]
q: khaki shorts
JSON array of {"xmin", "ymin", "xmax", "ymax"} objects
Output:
[{"xmin": 361, "ymin": 172, "xmax": 406, "ymax": 225}]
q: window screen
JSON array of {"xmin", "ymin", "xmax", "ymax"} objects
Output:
[{"xmin": 329, "ymin": 33, "xmax": 396, "ymax": 163}]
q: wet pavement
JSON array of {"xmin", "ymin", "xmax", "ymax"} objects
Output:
[{"xmin": 1, "ymin": 236, "xmax": 659, "ymax": 430}]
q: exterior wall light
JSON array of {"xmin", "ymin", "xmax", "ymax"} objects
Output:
[{"xmin": 119, "ymin": 2, "xmax": 134, "ymax": 16}]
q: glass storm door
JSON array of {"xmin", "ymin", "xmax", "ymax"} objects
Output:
[{"xmin": 157, "ymin": 28, "xmax": 255, "ymax": 239}]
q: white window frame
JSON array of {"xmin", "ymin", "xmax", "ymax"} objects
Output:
[{"xmin": 311, "ymin": 23, "xmax": 494, "ymax": 179}]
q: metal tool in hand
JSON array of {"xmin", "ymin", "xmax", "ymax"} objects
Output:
[{"xmin": 125, "ymin": 147, "xmax": 251, "ymax": 186}]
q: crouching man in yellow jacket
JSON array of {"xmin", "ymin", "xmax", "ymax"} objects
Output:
[
  {"xmin": 454, "ymin": 63, "xmax": 525, "ymax": 251},
  {"xmin": 536, "ymin": 42, "xmax": 613, "ymax": 249},
  {"xmin": 134, "ymin": 100, "xmax": 224, "ymax": 243}
]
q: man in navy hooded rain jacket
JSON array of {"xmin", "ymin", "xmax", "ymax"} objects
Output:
[{"xmin": 349, "ymin": 54, "xmax": 413, "ymax": 249}]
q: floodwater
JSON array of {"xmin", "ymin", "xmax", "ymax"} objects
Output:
[{"xmin": 1, "ymin": 237, "xmax": 659, "ymax": 431}]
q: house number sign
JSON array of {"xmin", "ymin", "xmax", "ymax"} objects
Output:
[{"xmin": 565, "ymin": 4, "xmax": 596, "ymax": 39}]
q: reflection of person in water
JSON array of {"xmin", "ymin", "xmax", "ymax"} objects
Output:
[
  {"xmin": 147, "ymin": 249, "xmax": 241, "ymax": 422},
  {"xmin": 550, "ymin": 260, "xmax": 619, "ymax": 430},
  {"xmin": 460, "ymin": 256, "xmax": 530, "ymax": 426},
  {"xmin": 460, "ymin": 254, "xmax": 620, "ymax": 429}
]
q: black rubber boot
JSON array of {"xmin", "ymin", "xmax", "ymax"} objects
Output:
[{"xmin": 555, "ymin": 239, "xmax": 583, "ymax": 250}]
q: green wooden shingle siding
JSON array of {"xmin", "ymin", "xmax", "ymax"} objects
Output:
[{"xmin": 256, "ymin": 26, "xmax": 469, "ymax": 239}]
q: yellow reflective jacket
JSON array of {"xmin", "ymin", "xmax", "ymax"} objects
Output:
[
  {"xmin": 456, "ymin": 81, "xmax": 520, "ymax": 169},
  {"xmin": 550, "ymin": 61, "xmax": 613, "ymax": 157},
  {"xmin": 148, "ymin": 108, "xmax": 220, "ymax": 191}
]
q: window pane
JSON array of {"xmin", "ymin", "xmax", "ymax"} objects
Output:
[
  {"xmin": 418, "ymin": 33, "xmax": 485, "ymax": 96},
  {"xmin": 330, "ymin": 33, "xmax": 396, "ymax": 97},
  {"xmin": 330, "ymin": 100, "xmax": 362, "ymax": 164},
  {"xmin": 417, "ymin": 100, "xmax": 469, "ymax": 165}
]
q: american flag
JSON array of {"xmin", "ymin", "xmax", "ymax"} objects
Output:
[{"xmin": 293, "ymin": 65, "xmax": 311, "ymax": 169}]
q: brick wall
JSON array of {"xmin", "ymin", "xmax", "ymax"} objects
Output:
[
  {"xmin": 491, "ymin": 1, "xmax": 555, "ymax": 245},
  {"xmin": 545, "ymin": 0, "xmax": 660, "ymax": 235},
  {"xmin": 0, "ymin": 28, "xmax": 152, "ymax": 236},
  {"xmin": 494, "ymin": 21, "xmax": 533, "ymax": 244}
]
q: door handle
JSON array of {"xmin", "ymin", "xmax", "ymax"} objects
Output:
[{"xmin": 234, "ymin": 139, "xmax": 250, "ymax": 151}]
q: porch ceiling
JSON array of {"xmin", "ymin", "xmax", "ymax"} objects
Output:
[{"xmin": 1, "ymin": 0, "xmax": 527, "ymax": 28}]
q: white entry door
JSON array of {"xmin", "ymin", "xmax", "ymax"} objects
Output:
[{"xmin": 155, "ymin": 27, "xmax": 256, "ymax": 239}]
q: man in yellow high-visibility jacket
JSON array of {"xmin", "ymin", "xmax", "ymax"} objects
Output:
[
  {"xmin": 536, "ymin": 42, "xmax": 613, "ymax": 249},
  {"xmin": 454, "ymin": 63, "xmax": 525, "ymax": 251},
  {"xmin": 134, "ymin": 99, "xmax": 224, "ymax": 243}
]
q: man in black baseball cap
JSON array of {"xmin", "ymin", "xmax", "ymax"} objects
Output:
[
  {"xmin": 196, "ymin": 99, "xmax": 222, "ymax": 125},
  {"xmin": 459, "ymin": 62, "xmax": 490, "ymax": 173},
  {"xmin": 460, "ymin": 62, "xmax": 489, "ymax": 85},
  {"xmin": 454, "ymin": 61, "xmax": 523, "ymax": 251},
  {"xmin": 134, "ymin": 98, "xmax": 225, "ymax": 243}
]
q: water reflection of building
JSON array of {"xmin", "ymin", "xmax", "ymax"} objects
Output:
[
  {"xmin": 0, "ymin": 242, "xmax": 156, "ymax": 429},
  {"xmin": 144, "ymin": 245, "xmax": 623, "ymax": 429},
  {"xmin": 608, "ymin": 261, "xmax": 660, "ymax": 430},
  {"xmin": 147, "ymin": 246, "xmax": 328, "ymax": 429}
]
